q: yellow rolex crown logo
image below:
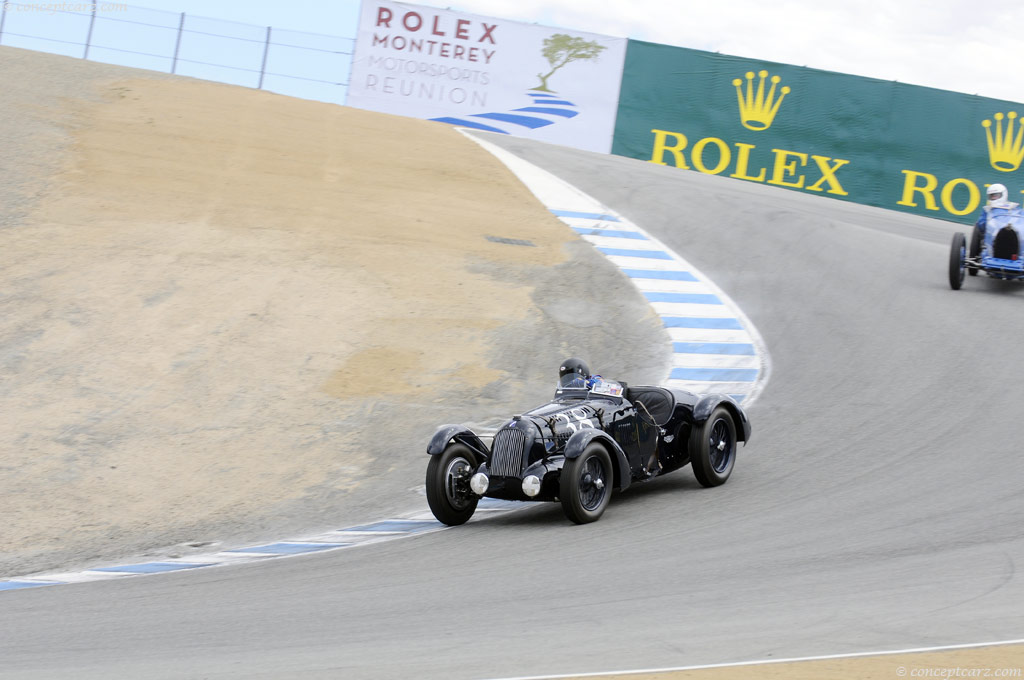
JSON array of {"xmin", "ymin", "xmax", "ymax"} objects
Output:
[
  {"xmin": 982, "ymin": 111, "xmax": 1024, "ymax": 172},
  {"xmin": 733, "ymin": 70, "xmax": 790, "ymax": 131}
]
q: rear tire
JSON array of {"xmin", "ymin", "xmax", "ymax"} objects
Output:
[
  {"xmin": 426, "ymin": 444, "xmax": 479, "ymax": 526},
  {"xmin": 689, "ymin": 407, "xmax": 737, "ymax": 488},
  {"xmin": 949, "ymin": 232, "xmax": 966, "ymax": 290},
  {"xmin": 560, "ymin": 443, "xmax": 613, "ymax": 524}
]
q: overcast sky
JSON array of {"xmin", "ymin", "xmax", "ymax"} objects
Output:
[
  {"xmin": 3, "ymin": 0, "xmax": 1018, "ymax": 104},
  {"xmin": 118, "ymin": 0, "xmax": 1024, "ymax": 104},
  {"xmin": 438, "ymin": 0, "xmax": 1024, "ymax": 103}
]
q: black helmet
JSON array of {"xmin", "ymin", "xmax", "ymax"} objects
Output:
[{"xmin": 558, "ymin": 357, "xmax": 590, "ymax": 388}]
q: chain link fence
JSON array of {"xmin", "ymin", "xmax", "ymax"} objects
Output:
[{"xmin": 0, "ymin": 1, "xmax": 354, "ymax": 104}]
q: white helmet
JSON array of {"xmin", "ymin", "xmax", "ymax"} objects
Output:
[{"xmin": 987, "ymin": 182, "xmax": 1009, "ymax": 205}]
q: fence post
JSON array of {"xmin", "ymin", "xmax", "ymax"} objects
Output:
[
  {"xmin": 257, "ymin": 26, "xmax": 271, "ymax": 89},
  {"xmin": 344, "ymin": 39, "xmax": 356, "ymax": 105},
  {"xmin": 0, "ymin": 2, "xmax": 8, "ymax": 45},
  {"xmin": 83, "ymin": 1, "xmax": 97, "ymax": 59},
  {"xmin": 171, "ymin": 12, "xmax": 185, "ymax": 74}
]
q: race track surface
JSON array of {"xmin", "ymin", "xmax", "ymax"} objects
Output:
[{"xmin": 2, "ymin": 136, "xmax": 1023, "ymax": 679}]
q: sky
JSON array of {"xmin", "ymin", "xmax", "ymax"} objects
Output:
[{"xmin": 2, "ymin": 0, "xmax": 1022, "ymax": 104}]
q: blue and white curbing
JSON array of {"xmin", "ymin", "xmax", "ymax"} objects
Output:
[
  {"xmin": 0, "ymin": 135, "xmax": 770, "ymax": 592},
  {"xmin": 0, "ymin": 499, "xmax": 523, "ymax": 591},
  {"xmin": 463, "ymin": 131, "xmax": 771, "ymax": 406}
]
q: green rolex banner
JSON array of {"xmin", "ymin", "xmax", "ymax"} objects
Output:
[{"xmin": 611, "ymin": 40, "xmax": 1024, "ymax": 223}]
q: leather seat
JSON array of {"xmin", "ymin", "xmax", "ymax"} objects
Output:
[{"xmin": 626, "ymin": 386, "xmax": 676, "ymax": 426}]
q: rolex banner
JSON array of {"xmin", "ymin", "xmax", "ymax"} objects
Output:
[
  {"xmin": 348, "ymin": 0, "xmax": 627, "ymax": 153},
  {"xmin": 612, "ymin": 40, "xmax": 1024, "ymax": 222}
]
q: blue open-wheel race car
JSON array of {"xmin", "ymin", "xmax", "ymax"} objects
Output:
[{"xmin": 949, "ymin": 205, "xmax": 1024, "ymax": 289}]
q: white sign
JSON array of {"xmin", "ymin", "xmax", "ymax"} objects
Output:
[{"xmin": 348, "ymin": 0, "xmax": 627, "ymax": 153}]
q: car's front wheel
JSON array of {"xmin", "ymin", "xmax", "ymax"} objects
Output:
[
  {"xmin": 949, "ymin": 232, "xmax": 966, "ymax": 290},
  {"xmin": 426, "ymin": 443, "xmax": 479, "ymax": 526},
  {"xmin": 560, "ymin": 443, "xmax": 613, "ymax": 524},
  {"xmin": 689, "ymin": 406, "xmax": 737, "ymax": 487}
]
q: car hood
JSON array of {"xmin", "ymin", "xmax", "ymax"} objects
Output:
[{"xmin": 519, "ymin": 400, "xmax": 605, "ymax": 433}]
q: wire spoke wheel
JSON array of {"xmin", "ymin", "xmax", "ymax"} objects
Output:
[
  {"xmin": 577, "ymin": 455, "xmax": 608, "ymax": 511},
  {"xmin": 560, "ymin": 443, "xmax": 613, "ymax": 524},
  {"xmin": 708, "ymin": 418, "xmax": 735, "ymax": 474}
]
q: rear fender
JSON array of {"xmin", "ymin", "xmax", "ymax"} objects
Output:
[
  {"xmin": 694, "ymin": 396, "xmax": 751, "ymax": 443},
  {"xmin": 564, "ymin": 429, "xmax": 631, "ymax": 491},
  {"xmin": 427, "ymin": 424, "xmax": 488, "ymax": 460}
]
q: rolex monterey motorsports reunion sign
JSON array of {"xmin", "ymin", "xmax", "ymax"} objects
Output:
[
  {"xmin": 349, "ymin": 2, "xmax": 1024, "ymax": 223},
  {"xmin": 347, "ymin": 0, "xmax": 627, "ymax": 153}
]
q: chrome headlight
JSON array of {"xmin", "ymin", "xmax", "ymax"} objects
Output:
[
  {"xmin": 521, "ymin": 475, "xmax": 541, "ymax": 497},
  {"xmin": 470, "ymin": 472, "xmax": 489, "ymax": 495}
]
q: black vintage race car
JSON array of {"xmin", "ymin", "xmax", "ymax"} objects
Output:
[{"xmin": 425, "ymin": 358, "xmax": 752, "ymax": 525}]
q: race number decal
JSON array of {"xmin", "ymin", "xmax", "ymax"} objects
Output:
[{"xmin": 555, "ymin": 407, "xmax": 597, "ymax": 433}]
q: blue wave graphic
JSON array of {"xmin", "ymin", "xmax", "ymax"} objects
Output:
[{"xmin": 431, "ymin": 92, "xmax": 578, "ymax": 134}]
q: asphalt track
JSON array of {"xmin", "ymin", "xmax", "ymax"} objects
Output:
[{"xmin": 2, "ymin": 136, "xmax": 1023, "ymax": 680}]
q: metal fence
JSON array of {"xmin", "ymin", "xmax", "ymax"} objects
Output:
[{"xmin": 0, "ymin": 1, "xmax": 355, "ymax": 105}]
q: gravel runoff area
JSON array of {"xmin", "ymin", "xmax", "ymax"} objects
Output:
[{"xmin": 0, "ymin": 46, "xmax": 670, "ymax": 578}]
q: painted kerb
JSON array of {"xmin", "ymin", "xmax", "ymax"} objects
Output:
[{"xmin": 462, "ymin": 130, "xmax": 770, "ymax": 407}]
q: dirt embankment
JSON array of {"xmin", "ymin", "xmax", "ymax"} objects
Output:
[{"xmin": 0, "ymin": 46, "xmax": 667, "ymax": 577}]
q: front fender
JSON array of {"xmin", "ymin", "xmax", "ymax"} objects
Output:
[
  {"xmin": 564, "ymin": 429, "xmax": 632, "ymax": 491},
  {"xmin": 693, "ymin": 395, "xmax": 751, "ymax": 443},
  {"xmin": 427, "ymin": 424, "xmax": 488, "ymax": 459}
]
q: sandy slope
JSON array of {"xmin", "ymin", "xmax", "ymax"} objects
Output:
[{"xmin": 0, "ymin": 46, "xmax": 667, "ymax": 576}]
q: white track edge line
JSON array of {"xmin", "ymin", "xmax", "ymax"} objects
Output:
[{"xmin": 476, "ymin": 637, "xmax": 1024, "ymax": 680}]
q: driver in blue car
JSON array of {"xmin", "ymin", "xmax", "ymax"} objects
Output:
[{"xmin": 973, "ymin": 183, "xmax": 1020, "ymax": 257}]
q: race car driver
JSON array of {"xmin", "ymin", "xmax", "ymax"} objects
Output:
[{"xmin": 972, "ymin": 183, "xmax": 1020, "ymax": 258}]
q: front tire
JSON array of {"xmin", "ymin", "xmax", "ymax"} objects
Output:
[
  {"xmin": 560, "ymin": 443, "xmax": 613, "ymax": 524},
  {"xmin": 426, "ymin": 443, "xmax": 479, "ymax": 526},
  {"xmin": 949, "ymin": 232, "xmax": 966, "ymax": 290},
  {"xmin": 689, "ymin": 406, "xmax": 737, "ymax": 488}
]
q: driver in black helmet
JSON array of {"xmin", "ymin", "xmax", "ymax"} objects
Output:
[
  {"xmin": 558, "ymin": 357, "xmax": 591, "ymax": 389},
  {"xmin": 558, "ymin": 357, "xmax": 608, "ymax": 391}
]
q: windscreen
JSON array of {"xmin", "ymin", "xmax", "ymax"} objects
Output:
[{"xmin": 558, "ymin": 373, "xmax": 588, "ymax": 389}]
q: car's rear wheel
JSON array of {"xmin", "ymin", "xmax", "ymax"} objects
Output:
[
  {"xmin": 426, "ymin": 443, "xmax": 479, "ymax": 526},
  {"xmin": 560, "ymin": 443, "xmax": 612, "ymax": 524},
  {"xmin": 949, "ymin": 232, "xmax": 966, "ymax": 290},
  {"xmin": 689, "ymin": 406, "xmax": 737, "ymax": 488}
]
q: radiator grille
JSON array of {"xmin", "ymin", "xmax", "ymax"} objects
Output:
[
  {"xmin": 491, "ymin": 427, "xmax": 527, "ymax": 477},
  {"xmin": 994, "ymin": 227, "xmax": 1020, "ymax": 260}
]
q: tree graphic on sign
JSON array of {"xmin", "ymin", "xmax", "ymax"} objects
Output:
[{"xmin": 532, "ymin": 34, "xmax": 606, "ymax": 93}]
